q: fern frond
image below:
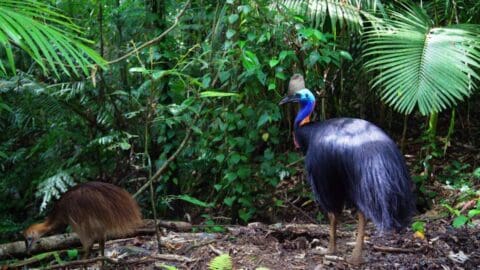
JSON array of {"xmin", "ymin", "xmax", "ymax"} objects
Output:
[
  {"xmin": 35, "ymin": 171, "xmax": 75, "ymax": 212},
  {"xmin": 208, "ymin": 254, "xmax": 233, "ymax": 270}
]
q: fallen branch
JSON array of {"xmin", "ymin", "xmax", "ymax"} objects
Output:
[{"xmin": 0, "ymin": 224, "xmax": 216, "ymax": 259}]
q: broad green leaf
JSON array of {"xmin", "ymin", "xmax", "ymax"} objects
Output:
[
  {"xmin": 339, "ymin": 51, "xmax": 353, "ymax": 61},
  {"xmin": 67, "ymin": 249, "xmax": 78, "ymax": 260},
  {"xmin": 467, "ymin": 209, "xmax": 480, "ymax": 218},
  {"xmin": 226, "ymin": 29, "xmax": 236, "ymax": 39},
  {"xmin": 241, "ymin": 50, "xmax": 260, "ymax": 71},
  {"xmin": 411, "ymin": 220, "xmax": 426, "ymax": 233},
  {"xmin": 452, "ymin": 215, "xmax": 468, "ymax": 228},
  {"xmin": 215, "ymin": 154, "xmax": 225, "ymax": 163},
  {"xmin": 257, "ymin": 113, "xmax": 270, "ymax": 128},
  {"xmin": 228, "ymin": 14, "xmax": 239, "ymax": 24},
  {"xmin": 269, "ymin": 58, "xmax": 280, "ymax": 68},
  {"xmin": 224, "ymin": 196, "xmax": 236, "ymax": 207}
]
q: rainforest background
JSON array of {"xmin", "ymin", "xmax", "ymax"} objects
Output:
[{"xmin": 0, "ymin": 0, "xmax": 480, "ymax": 244}]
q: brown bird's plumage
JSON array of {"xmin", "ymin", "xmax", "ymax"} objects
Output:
[{"xmin": 24, "ymin": 182, "xmax": 142, "ymax": 258}]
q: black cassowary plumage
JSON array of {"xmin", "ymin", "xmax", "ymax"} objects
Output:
[
  {"xmin": 295, "ymin": 118, "xmax": 415, "ymax": 231},
  {"xmin": 280, "ymin": 86, "xmax": 415, "ymax": 265}
]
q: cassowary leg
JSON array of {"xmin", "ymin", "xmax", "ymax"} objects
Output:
[
  {"xmin": 348, "ymin": 211, "xmax": 366, "ymax": 265},
  {"xmin": 327, "ymin": 212, "xmax": 337, "ymax": 254}
]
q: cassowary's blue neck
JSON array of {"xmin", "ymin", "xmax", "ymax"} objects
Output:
[{"xmin": 294, "ymin": 100, "xmax": 315, "ymax": 129}]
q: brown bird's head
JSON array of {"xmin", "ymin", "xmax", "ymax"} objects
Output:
[{"xmin": 23, "ymin": 223, "xmax": 49, "ymax": 252}]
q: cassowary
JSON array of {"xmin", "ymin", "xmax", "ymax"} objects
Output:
[
  {"xmin": 279, "ymin": 88, "xmax": 415, "ymax": 265},
  {"xmin": 24, "ymin": 182, "xmax": 143, "ymax": 258}
]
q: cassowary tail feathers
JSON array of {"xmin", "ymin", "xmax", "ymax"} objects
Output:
[{"xmin": 298, "ymin": 118, "xmax": 415, "ymax": 232}]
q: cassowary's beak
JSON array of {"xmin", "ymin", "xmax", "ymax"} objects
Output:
[{"xmin": 279, "ymin": 95, "xmax": 300, "ymax": 105}]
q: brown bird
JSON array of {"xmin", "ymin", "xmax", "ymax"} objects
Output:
[{"xmin": 24, "ymin": 181, "xmax": 142, "ymax": 258}]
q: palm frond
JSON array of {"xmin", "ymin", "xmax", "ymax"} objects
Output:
[
  {"xmin": 0, "ymin": 0, "xmax": 106, "ymax": 77},
  {"xmin": 364, "ymin": 4, "xmax": 480, "ymax": 115},
  {"xmin": 281, "ymin": 0, "xmax": 385, "ymax": 34}
]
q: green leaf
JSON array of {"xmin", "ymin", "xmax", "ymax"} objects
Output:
[
  {"xmin": 224, "ymin": 196, "xmax": 236, "ymax": 207},
  {"xmin": 0, "ymin": 102, "xmax": 12, "ymax": 112},
  {"xmin": 257, "ymin": 113, "xmax": 270, "ymax": 128},
  {"xmin": 411, "ymin": 220, "xmax": 425, "ymax": 233},
  {"xmin": 239, "ymin": 209, "xmax": 253, "ymax": 223},
  {"xmin": 473, "ymin": 167, "xmax": 480, "ymax": 178},
  {"xmin": 214, "ymin": 184, "xmax": 223, "ymax": 191},
  {"xmin": 269, "ymin": 58, "xmax": 280, "ymax": 68},
  {"xmin": 339, "ymin": 51, "xmax": 353, "ymax": 61},
  {"xmin": 177, "ymin": 195, "xmax": 213, "ymax": 208},
  {"xmin": 452, "ymin": 215, "xmax": 468, "ymax": 228},
  {"xmin": 160, "ymin": 264, "xmax": 178, "ymax": 270},
  {"xmin": 228, "ymin": 14, "xmax": 239, "ymax": 24},
  {"xmin": 215, "ymin": 154, "xmax": 225, "ymax": 163},
  {"xmin": 119, "ymin": 141, "xmax": 131, "ymax": 150},
  {"xmin": 241, "ymin": 50, "xmax": 260, "ymax": 71},
  {"xmin": 467, "ymin": 209, "xmax": 480, "ymax": 218},
  {"xmin": 226, "ymin": 29, "xmax": 236, "ymax": 39},
  {"xmin": 224, "ymin": 172, "xmax": 237, "ymax": 182},
  {"xmin": 229, "ymin": 153, "xmax": 241, "ymax": 164},
  {"xmin": 67, "ymin": 249, "xmax": 78, "ymax": 260},
  {"xmin": 200, "ymin": 91, "xmax": 239, "ymax": 98}
]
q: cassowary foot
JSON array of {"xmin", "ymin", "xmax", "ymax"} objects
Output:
[
  {"xmin": 326, "ymin": 244, "xmax": 337, "ymax": 254},
  {"xmin": 346, "ymin": 255, "xmax": 365, "ymax": 266}
]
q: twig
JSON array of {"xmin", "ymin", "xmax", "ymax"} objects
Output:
[
  {"xmin": 286, "ymin": 199, "xmax": 318, "ymax": 224},
  {"xmin": 152, "ymin": 253, "xmax": 195, "ymax": 263},
  {"xmin": 179, "ymin": 240, "xmax": 217, "ymax": 255},
  {"xmin": 324, "ymin": 255, "xmax": 345, "ymax": 262},
  {"xmin": 286, "ymin": 157, "xmax": 305, "ymax": 168},
  {"xmin": 108, "ymin": 0, "xmax": 192, "ymax": 64},
  {"xmin": 208, "ymin": 244, "xmax": 223, "ymax": 256},
  {"xmin": 373, "ymin": 245, "xmax": 426, "ymax": 253},
  {"xmin": 133, "ymin": 112, "xmax": 200, "ymax": 198},
  {"xmin": 44, "ymin": 256, "xmax": 118, "ymax": 269}
]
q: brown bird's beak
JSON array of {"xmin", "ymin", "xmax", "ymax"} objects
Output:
[
  {"xmin": 279, "ymin": 95, "xmax": 300, "ymax": 105},
  {"xmin": 25, "ymin": 237, "xmax": 33, "ymax": 254}
]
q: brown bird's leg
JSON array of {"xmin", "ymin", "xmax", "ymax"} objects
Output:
[
  {"xmin": 99, "ymin": 237, "xmax": 105, "ymax": 257},
  {"xmin": 82, "ymin": 243, "xmax": 92, "ymax": 259},
  {"xmin": 327, "ymin": 212, "xmax": 337, "ymax": 254},
  {"xmin": 348, "ymin": 211, "xmax": 366, "ymax": 265}
]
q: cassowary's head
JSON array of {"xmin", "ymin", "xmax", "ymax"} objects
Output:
[
  {"xmin": 279, "ymin": 88, "xmax": 315, "ymax": 106},
  {"xmin": 279, "ymin": 89, "xmax": 316, "ymax": 128}
]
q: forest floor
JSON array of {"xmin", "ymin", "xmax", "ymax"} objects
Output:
[
  {"xmin": 112, "ymin": 215, "xmax": 479, "ymax": 270},
  {"xmin": 7, "ymin": 213, "xmax": 477, "ymax": 270}
]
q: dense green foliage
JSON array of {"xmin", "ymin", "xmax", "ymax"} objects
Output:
[{"xmin": 1, "ymin": 0, "xmax": 480, "ymax": 241}]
